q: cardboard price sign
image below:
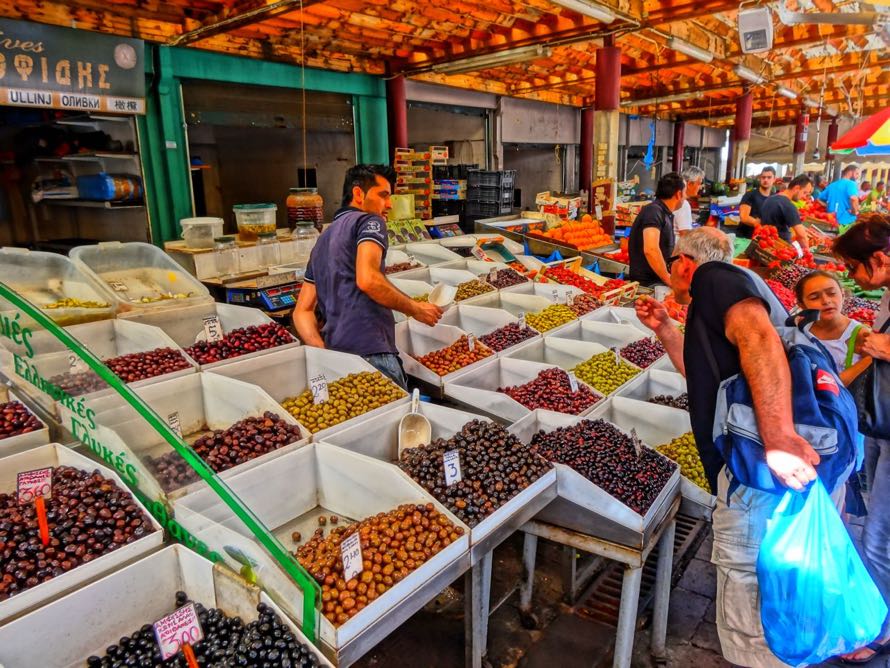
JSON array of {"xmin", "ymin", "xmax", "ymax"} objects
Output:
[
  {"xmin": 68, "ymin": 352, "xmax": 88, "ymax": 374},
  {"xmin": 17, "ymin": 467, "xmax": 52, "ymax": 504},
  {"xmin": 567, "ymin": 372, "xmax": 579, "ymax": 394},
  {"xmin": 341, "ymin": 532, "xmax": 363, "ymax": 581},
  {"xmin": 154, "ymin": 603, "xmax": 204, "ymax": 661},
  {"xmin": 167, "ymin": 411, "xmax": 183, "ymax": 438},
  {"xmin": 201, "ymin": 315, "xmax": 224, "ymax": 343},
  {"xmin": 443, "ymin": 450, "xmax": 462, "ymax": 486},
  {"xmin": 309, "ymin": 373, "xmax": 329, "ymax": 404}
]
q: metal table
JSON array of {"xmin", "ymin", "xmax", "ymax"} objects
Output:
[{"xmin": 518, "ymin": 495, "xmax": 681, "ymax": 668}]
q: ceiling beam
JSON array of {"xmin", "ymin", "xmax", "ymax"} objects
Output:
[
  {"xmin": 170, "ymin": 0, "xmax": 325, "ymax": 46},
  {"xmin": 65, "ymin": 0, "xmax": 186, "ymax": 24}
]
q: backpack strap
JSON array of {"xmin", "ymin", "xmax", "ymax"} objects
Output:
[{"xmin": 845, "ymin": 324, "xmax": 863, "ymax": 370}]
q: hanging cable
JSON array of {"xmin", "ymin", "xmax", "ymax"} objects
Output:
[{"xmin": 299, "ymin": 0, "xmax": 308, "ymax": 184}]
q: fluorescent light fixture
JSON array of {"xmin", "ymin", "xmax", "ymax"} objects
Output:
[
  {"xmin": 803, "ymin": 98, "xmax": 820, "ymax": 109},
  {"xmin": 777, "ymin": 86, "xmax": 798, "ymax": 99},
  {"xmin": 734, "ymin": 64, "xmax": 766, "ymax": 84},
  {"xmin": 667, "ymin": 37, "xmax": 714, "ymax": 63},
  {"xmin": 621, "ymin": 91, "xmax": 702, "ymax": 107},
  {"xmin": 551, "ymin": 0, "xmax": 616, "ymax": 23},
  {"xmin": 432, "ymin": 45, "xmax": 552, "ymax": 75}
]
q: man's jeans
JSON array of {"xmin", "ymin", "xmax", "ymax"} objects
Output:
[
  {"xmin": 363, "ymin": 353, "xmax": 409, "ymax": 391},
  {"xmin": 864, "ymin": 437, "xmax": 890, "ymax": 639},
  {"xmin": 712, "ymin": 468, "xmax": 849, "ymax": 668}
]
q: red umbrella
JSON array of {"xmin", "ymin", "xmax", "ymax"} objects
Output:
[{"xmin": 831, "ymin": 108, "xmax": 890, "ymax": 154}]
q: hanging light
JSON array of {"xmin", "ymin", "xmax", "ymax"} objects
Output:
[
  {"xmin": 432, "ymin": 45, "xmax": 552, "ymax": 74},
  {"xmin": 777, "ymin": 86, "xmax": 798, "ymax": 99},
  {"xmin": 734, "ymin": 64, "xmax": 766, "ymax": 84},
  {"xmin": 803, "ymin": 98, "xmax": 821, "ymax": 109},
  {"xmin": 667, "ymin": 37, "xmax": 714, "ymax": 64},
  {"xmin": 550, "ymin": 0, "xmax": 616, "ymax": 23}
]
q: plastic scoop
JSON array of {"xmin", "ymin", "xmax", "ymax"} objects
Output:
[
  {"xmin": 398, "ymin": 389, "xmax": 431, "ymax": 459},
  {"xmin": 429, "ymin": 282, "xmax": 457, "ymax": 308}
]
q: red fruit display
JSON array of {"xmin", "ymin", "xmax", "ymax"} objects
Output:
[
  {"xmin": 184, "ymin": 323, "xmax": 294, "ymax": 364},
  {"xmin": 543, "ymin": 266, "xmax": 626, "ymax": 299},
  {"xmin": 0, "ymin": 400, "xmax": 43, "ymax": 439},
  {"xmin": 766, "ymin": 279, "xmax": 797, "ymax": 311},
  {"xmin": 499, "ymin": 367, "xmax": 601, "ymax": 415}
]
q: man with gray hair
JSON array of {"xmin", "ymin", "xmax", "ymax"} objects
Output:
[
  {"xmin": 674, "ymin": 165, "xmax": 706, "ymax": 236},
  {"xmin": 635, "ymin": 227, "xmax": 825, "ymax": 668}
]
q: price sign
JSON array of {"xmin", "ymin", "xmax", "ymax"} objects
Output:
[
  {"xmin": 517, "ymin": 312, "xmax": 526, "ymax": 329},
  {"xmin": 340, "ymin": 532, "xmax": 363, "ymax": 582},
  {"xmin": 167, "ymin": 411, "xmax": 183, "ymax": 438},
  {"xmin": 565, "ymin": 292, "xmax": 575, "ymax": 306},
  {"xmin": 552, "ymin": 288, "xmax": 560, "ymax": 302},
  {"xmin": 567, "ymin": 372, "xmax": 579, "ymax": 393},
  {"xmin": 611, "ymin": 346, "xmax": 622, "ymax": 365},
  {"xmin": 630, "ymin": 428, "xmax": 643, "ymax": 457},
  {"xmin": 201, "ymin": 315, "xmax": 224, "ymax": 343},
  {"xmin": 488, "ymin": 267, "xmax": 498, "ymax": 282},
  {"xmin": 467, "ymin": 334, "xmax": 476, "ymax": 352},
  {"xmin": 107, "ymin": 280, "xmax": 128, "ymax": 292},
  {"xmin": 595, "ymin": 205, "xmax": 603, "ymax": 220},
  {"xmin": 309, "ymin": 373, "xmax": 329, "ymax": 404},
  {"xmin": 17, "ymin": 467, "xmax": 52, "ymax": 504},
  {"xmin": 154, "ymin": 603, "xmax": 205, "ymax": 661},
  {"xmin": 443, "ymin": 450, "xmax": 462, "ymax": 486},
  {"xmin": 68, "ymin": 352, "xmax": 88, "ymax": 374}
]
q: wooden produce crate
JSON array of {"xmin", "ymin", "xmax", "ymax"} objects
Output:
[{"xmin": 537, "ymin": 257, "xmax": 640, "ymax": 306}]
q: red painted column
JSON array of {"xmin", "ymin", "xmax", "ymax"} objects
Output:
[
  {"xmin": 672, "ymin": 121, "xmax": 685, "ymax": 173},
  {"xmin": 580, "ymin": 106, "xmax": 594, "ymax": 212},
  {"xmin": 386, "ymin": 75, "xmax": 408, "ymax": 162},
  {"xmin": 725, "ymin": 136, "xmax": 734, "ymax": 183},
  {"xmin": 595, "ymin": 47, "xmax": 621, "ymax": 111},
  {"xmin": 594, "ymin": 44, "xmax": 621, "ymax": 232},
  {"xmin": 729, "ymin": 91, "xmax": 753, "ymax": 181},
  {"xmin": 825, "ymin": 118, "xmax": 840, "ymax": 181}
]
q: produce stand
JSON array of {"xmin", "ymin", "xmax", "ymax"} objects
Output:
[{"xmin": 439, "ymin": 303, "xmax": 541, "ymax": 357}]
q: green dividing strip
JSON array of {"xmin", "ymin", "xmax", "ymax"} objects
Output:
[{"xmin": 0, "ymin": 283, "xmax": 321, "ymax": 641}]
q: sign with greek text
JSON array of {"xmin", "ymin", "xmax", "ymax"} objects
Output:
[
  {"xmin": 154, "ymin": 603, "xmax": 204, "ymax": 661},
  {"xmin": 309, "ymin": 373, "xmax": 329, "ymax": 404},
  {"xmin": 17, "ymin": 466, "xmax": 51, "ymax": 504},
  {"xmin": 340, "ymin": 532, "xmax": 363, "ymax": 581},
  {"xmin": 167, "ymin": 411, "xmax": 182, "ymax": 438},
  {"xmin": 201, "ymin": 316, "xmax": 224, "ymax": 343}
]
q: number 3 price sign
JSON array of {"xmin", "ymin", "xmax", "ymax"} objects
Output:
[
  {"xmin": 154, "ymin": 602, "xmax": 204, "ymax": 667},
  {"xmin": 17, "ymin": 467, "xmax": 52, "ymax": 546}
]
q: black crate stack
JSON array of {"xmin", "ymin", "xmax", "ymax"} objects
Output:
[{"xmin": 465, "ymin": 170, "xmax": 516, "ymax": 219}]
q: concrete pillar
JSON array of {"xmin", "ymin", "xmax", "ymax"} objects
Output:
[
  {"xmin": 826, "ymin": 119, "xmax": 839, "ymax": 181},
  {"xmin": 793, "ymin": 111, "xmax": 810, "ymax": 176},
  {"xmin": 386, "ymin": 75, "xmax": 408, "ymax": 162},
  {"xmin": 731, "ymin": 91, "xmax": 753, "ymax": 180},
  {"xmin": 594, "ymin": 45, "xmax": 621, "ymax": 231},
  {"xmin": 672, "ymin": 121, "xmax": 685, "ymax": 173},
  {"xmin": 580, "ymin": 106, "xmax": 594, "ymax": 212}
]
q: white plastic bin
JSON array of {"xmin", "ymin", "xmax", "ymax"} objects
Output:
[
  {"xmin": 396, "ymin": 319, "xmax": 495, "ymax": 387},
  {"xmin": 0, "ymin": 389, "xmax": 50, "ymax": 458},
  {"xmin": 404, "ymin": 242, "xmax": 463, "ymax": 266},
  {"xmin": 180, "ymin": 217, "xmax": 224, "ymax": 249},
  {"xmin": 385, "ymin": 249, "xmax": 425, "ymax": 274},
  {"xmin": 616, "ymin": 368, "xmax": 687, "ymax": 405},
  {"xmin": 549, "ymin": 319, "xmax": 650, "ymax": 350}
]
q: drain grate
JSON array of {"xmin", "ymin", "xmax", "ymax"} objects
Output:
[{"xmin": 574, "ymin": 513, "xmax": 706, "ymax": 627}]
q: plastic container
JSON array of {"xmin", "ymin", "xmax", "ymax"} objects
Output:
[
  {"xmin": 0, "ymin": 247, "xmax": 115, "ymax": 327},
  {"xmin": 291, "ymin": 220, "xmax": 319, "ymax": 265},
  {"xmin": 180, "ymin": 217, "xmax": 224, "ymax": 249},
  {"xmin": 75, "ymin": 172, "xmax": 143, "ymax": 202},
  {"xmin": 69, "ymin": 241, "xmax": 211, "ymax": 313},
  {"xmin": 233, "ymin": 203, "xmax": 277, "ymax": 241},
  {"xmin": 396, "ymin": 320, "xmax": 495, "ymax": 388},
  {"xmin": 286, "ymin": 188, "xmax": 324, "ymax": 231},
  {"xmin": 255, "ymin": 232, "xmax": 281, "ymax": 269},
  {"xmin": 213, "ymin": 236, "xmax": 240, "ymax": 279}
]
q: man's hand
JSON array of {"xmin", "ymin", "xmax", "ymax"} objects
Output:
[
  {"xmin": 764, "ymin": 432, "xmax": 820, "ymax": 491},
  {"xmin": 412, "ymin": 301, "xmax": 443, "ymax": 326},
  {"xmin": 635, "ymin": 295, "xmax": 670, "ymax": 333},
  {"xmin": 861, "ymin": 331, "xmax": 890, "ymax": 362}
]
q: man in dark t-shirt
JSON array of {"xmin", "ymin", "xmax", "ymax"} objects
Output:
[
  {"xmin": 628, "ymin": 172, "xmax": 686, "ymax": 286},
  {"xmin": 293, "ymin": 165, "xmax": 443, "ymax": 388},
  {"xmin": 737, "ymin": 167, "xmax": 775, "ymax": 239},
  {"xmin": 760, "ymin": 174, "xmax": 812, "ymax": 245}
]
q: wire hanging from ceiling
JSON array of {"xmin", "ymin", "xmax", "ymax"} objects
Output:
[{"xmin": 299, "ymin": 0, "xmax": 308, "ymax": 185}]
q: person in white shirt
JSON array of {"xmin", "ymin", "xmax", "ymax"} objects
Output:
[{"xmin": 674, "ymin": 166, "xmax": 705, "ymax": 237}]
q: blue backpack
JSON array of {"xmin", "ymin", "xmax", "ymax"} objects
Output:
[{"xmin": 698, "ymin": 269, "xmax": 859, "ymax": 498}]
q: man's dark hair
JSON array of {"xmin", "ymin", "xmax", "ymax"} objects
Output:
[
  {"xmin": 655, "ymin": 172, "xmax": 685, "ymax": 200},
  {"xmin": 842, "ymin": 163, "xmax": 859, "ymax": 177},
  {"xmin": 878, "ymin": 181, "xmax": 885, "ymax": 189},
  {"xmin": 833, "ymin": 213, "xmax": 890, "ymax": 274},
  {"xmin": 341, "ymin": 164, "xmax": 397, "ymax": 206},
  {"xmin": 760, "ymin": 166, "xmax": 776, "ymax": 176},
  {"xmin": 788, "ymin": 174, "xmax": 812, "ymax": 190},
  {"xmin": 861, "ymin": 181, "xmax": 872, "ymax": 191}
]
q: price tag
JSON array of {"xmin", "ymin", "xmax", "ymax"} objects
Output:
[
  {"xmin": 107, "ymin": 280, "xmax": 128, "ymax": 292},
  {"xmin": 167, "ymin": 411, "xmax": 183, "ymax": 438},
  {"xmin": 17, "ymin": 467, "xmax": 52, "ymax": 504},
  {"xmin": 467, "ymin": 334, "xmax": 476, "ymax": 352},
  {"xmin": 552, "ymin": 288, "xmax": 560, "ymax": 302},
  {"xmin": 340, "ymin": 532, "xmax": 363, "ymax": 582},
  {"xmin": 791, "ymin": 241, "xmax": 805, "ymax": 258},
  {"xmin": 517, "ymin": 312, "xmax": 526, "ymax": 329},
  {"xmin": 68, "ymin": 352, "xmax": 88, "ymax": 374},
  {"xmin": 488, "ymin": 267, "xmax": 498, "ymax": 282},
  {"xmin": 565, "ymin": 292, "xmax": 575, "ymax": 306},
  {"xmin": 309, "ymin": 373, "xmax": 329, "ymax": 404},
  {"xmin": 567, "ymin": 372, "xmax": 579, "ymax": 393},
  {"xmin": 630, "ymin": 428, "xmax": 643, "ymax": 457},
  {"xmin": 595, "ymin": 205, "xmax": 603, "ymax": 219},
  {"xmin": 611, "ymin": 346, "xmax": 622, "ymax": 365},
  {"xmin": 201, "ymin": 315, "xmax": 224, "ymax": 343},
  {"xmin": 153, "ymin": 603, "xmax": 205, "ymax": 661},
  {"xmin": 443, "ymin": 449, "xmax": 462, "ymax": 486}
]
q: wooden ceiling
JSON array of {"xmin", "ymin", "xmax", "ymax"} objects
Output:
[{"xmin": 2, "ymin": 0, "xmax": 887, "ymax": 128}]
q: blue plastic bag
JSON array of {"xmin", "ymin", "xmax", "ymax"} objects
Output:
[{"xmin": 757, "ymin": 479, "xmax": 888, "ymax": 667}]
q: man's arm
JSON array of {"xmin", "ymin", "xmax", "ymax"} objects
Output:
[
  {"xmin": 635, "ymin": 295, "xmax": 686, "ymax": 375},
  {"xmin": 850, "ymin": 194, "xmax": 860, "ymax": 216},
  {"xmin": 739, "ymin": 203, "xmax": 760, "ymax": 229},
  {"xmin": 725, "ymin": 298, "xmax": 820, "ymax": 490},
  {"xmin": 355, "ymin": 242, "xmax": 443, "ymax": 326},
  {"xmin": 293, "ymin": 281, "xmax": 325, "ymax": 348},
  {"xmin": 642, "ymin": 227, "xmax": 671, "ymax": 285},
  {"xmin": 791, "ymin": 223, "xmax": 810, "ymax": 248}
]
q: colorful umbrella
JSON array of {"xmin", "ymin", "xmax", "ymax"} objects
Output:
[{"xmin": 831, "ymin": 108, "xmax": 890, "ymax": 156}]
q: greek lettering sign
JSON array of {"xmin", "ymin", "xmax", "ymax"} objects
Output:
[{"xmin": 0, "ymin": 19, "xmax": 144, "ymax": 114}]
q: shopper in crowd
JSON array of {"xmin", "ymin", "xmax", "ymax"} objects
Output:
[
  {"xmin": 627, "ymin": 171, "xmax": 686, "ymax": 287},
  {"xmin": 832, "ymin": 213, "xmax": 890, "ymax": 663},
  {"xmin": 760, "ymin": 174, "xmax": 812, "ymax": 245},
  {"xmin": 861, "ymin": 181, "xmax": 873, "ymax": 203},
  {"xmin": 819, "ymin": 163, "xmax": 861, "ymax": 230},
  {"xmin": 864, "ymin": 181, "xmax": 885, "ymax": 212},
  {"xmin": 673, "ymin": 166, "xmax": 705, "ymax": 237},
  {"xmin": 738, "ymin": 167, "xmax": 776, "ymax": 239},
  {"xmin": 813, "ymin": 174, "xmax": 827, "ymax": 200},
  {"xmin": 293, "ymin": 164, "xmax": 443, "ymax": 389},
  {"xmin": 635, "ymin": 227, "xmax": 841, "ymax": 668}
]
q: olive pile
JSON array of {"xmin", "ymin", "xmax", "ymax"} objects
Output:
[
  {"xmin": 184, "ymin": 323, "xmax": 294, "ymax": 365},
  {"xmin": 412, "ymin": 293, "xmax": 430, "ymax": 302},
  {"xmin": 42, "ymin": 298, "xmax": 109, "ymax": 310},
  {"xmin": 131, "ymin": 292, "xmax": 193, "ymax": 304},
  {"xmin": 572, "ymin": 351, "xmax": 641, "ymax": 395},
  {"xmin": 148, "ymin": 412, "xmax": 303, "ymax": 491},
  {"xmin": 48, "ymin": 370, "xmax": 106, "ymax": 397},
  {"xmin": 485, "ymin": 268, "xmax": 528, "ymax": 289},
  {"xmin": 656, "ymin": 432, "xmax": 710, "ymax": 493},
  {"xmin": 479, "ymin": 323, "xmax": 537, "ymax": 352},
  {"xmin": 88, "ymin": 593, "xmax": 323, "ymax": 667},
  {"xmin": 567, "ymin": 294, "xmax": 601, "ymax": 316},
  {"xmin": 0, "ymin": 466, "xmax": 153, "ymax": 601},
  {"xmin": 648, "ymin": 393, "xmax": 689, "ymax": 411},
  {"xmin": 499, "ymin": 367, "xmax": 600, "ymax": 415},
  {"xmin": 455, "ymin": 279, "xmax": 495, "ymax": 302},
  {"xmin": 281, "ymin": 371, "xmax": 406, "ymax": 433},
  {"xmin": 399, "ymin": 420, "xmax": 552, "ymax": 527},
  {"xmin": 620, "ymin": 338, "xmax": 665, "ymax": 368},
  {"xmin": 414, "ymin": 336, "xmax": 493, "ymax": 376},
  {"xmin": 104, "ymin": 347, "xmax": 192, "ymax": 383},
  {"xmin": 530, "ymin": 419, "xmax": 676, "ymax": 514},
  {"xmin": 0, "ymin": 400, "xmax": 43, "ymax": 439},
  {"xmin": 296, "ymin": 503, "xmax": 463, "ymax": 626},
  {"xmin": 385, "ymin": 262, "xmax": 421, "ymax": 275},
  {"xmin": 525, "ymin": 304, "xmax": 577, "ymax": 332}
]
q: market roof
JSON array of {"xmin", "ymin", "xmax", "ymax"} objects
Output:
[{"xmin": 4, "ymin": 0, "xmax": 888, "ymax": 128}]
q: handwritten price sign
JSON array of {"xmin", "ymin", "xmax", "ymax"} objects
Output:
[
  {"xmin": 340, "ymin": 532, "xmax": 363, "ymax": 582},
  {"xmin": 309, "ymin": 373, "xmax": 329, "ymax": 404},
  {"xmin": 154, "ymin": 602, "xmax": 204, "ymax": 661},
  {"xmin": 17, "ymin": 467, "xmax": 52, "ymax": 504},
  {"xmin": 201, "ymin": 315, "xmax": 224, "ymax": 343}
]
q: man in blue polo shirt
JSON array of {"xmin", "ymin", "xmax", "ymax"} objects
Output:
[
  {"xmin": 293, "ymin": 164, "xmax": 443, "ymax": 388},
  {"xmin": 819, "ymin": 163, "xmax": 860, "ymax": 229}
]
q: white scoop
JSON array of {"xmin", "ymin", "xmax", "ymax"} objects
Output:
[{"xmin": 397, "ymin": 389, "xmax": 432, "ymax": 458}]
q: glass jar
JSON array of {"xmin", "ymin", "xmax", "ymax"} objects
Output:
[
  {"xmin": 256, "ymin": 231, "xmax": 281, "ymax": 269},
  {"xmin": 291, "ymin": 221, "xmax": 319, "ymax": 265},
  {"xmin": 213, "ymin": 236, "xmax": 240, "ymax": 279},
  {"xmin": 287, "ymin": 188, "xmax": 324, "ymax": 232}
]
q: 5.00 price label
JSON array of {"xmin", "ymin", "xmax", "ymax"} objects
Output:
[
  {"xmin": 17, "ymin": 467, "xmax": 52, "ymax": 504},
  {"xmin": 154, "ymin": 602, "xmax": 204, "ymax": 661},
  {"xmin": 341, "ymin": 532, "xmax": 363, "ymax": 582},
  {"xmin": 443, "ymin": 450, "xmax": 462, "ymax": 486},
  {"xmin": 201, "ymin": 315, "xmax": 224, "ymax": 343}
]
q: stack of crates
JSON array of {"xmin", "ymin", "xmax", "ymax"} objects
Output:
[
  {"xmin": 466, "ymin": 170, "xmax": 516, "ymax": 218},
  {"xmin": 394, "ymin": 148, "xmax": 433, "ymax": 220},
  {"xmin": 432, "ymin": 163, "xmax": 478, "ymax": 218}
]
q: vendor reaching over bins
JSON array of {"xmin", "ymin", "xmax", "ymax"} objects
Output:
[
  {"xmin": 293, "ymin": 164, "xmax": 443, "ymax": 389},
  {"xmin": 627, "ymin": 172, "xmax": 686, "ymax": 287}
]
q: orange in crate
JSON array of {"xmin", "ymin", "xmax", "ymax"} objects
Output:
[{"xmin": 542, "ymin": 218, "xmax": 612, "ymax": 251}]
